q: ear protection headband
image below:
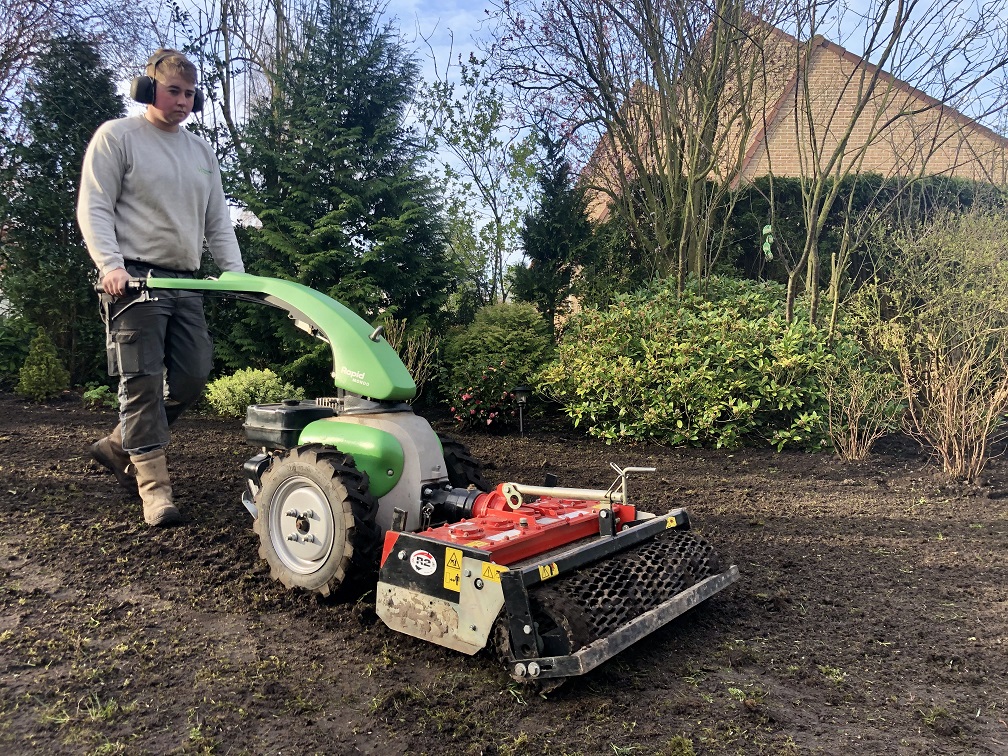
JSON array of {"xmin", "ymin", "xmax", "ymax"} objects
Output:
[{"xmin": 129, "ymin": 52, "xmax": 204, "ymax": 113}]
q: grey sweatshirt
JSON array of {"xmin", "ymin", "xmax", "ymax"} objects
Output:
[{"xmin": 77, "ymin": 114, "xmax": 244, "ymax": 278}]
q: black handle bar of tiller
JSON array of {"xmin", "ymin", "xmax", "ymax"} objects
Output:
[{"xmin": 93, "ymin": 277, "xmax": 148, "ymax": 295}]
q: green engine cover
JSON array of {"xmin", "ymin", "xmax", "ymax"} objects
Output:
[
  {"xmin": 298, "ymin": 418, "xmax": 404, "ymax": 498},
  {"xmin": 145, "ymin": 272, "xmax": 416, "ymax": 401}
]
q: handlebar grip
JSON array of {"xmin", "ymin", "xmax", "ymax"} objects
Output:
[{"xmin": 94, "ymin": 278, "xmax": 147, "ymax": 294}]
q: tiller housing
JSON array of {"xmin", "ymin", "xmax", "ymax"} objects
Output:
[{"xmin": 135, "ymin": 272, "xmax": 739, "ymax": 683}]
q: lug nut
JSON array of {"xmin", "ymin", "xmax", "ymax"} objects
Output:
[
  {"xmin": 398, "ymin": 550, "xmax": 407, "ymax": 560},
  {"xmin": 287, "ymin": 534, "xmax": 298, "ymax": 542},
  {"xmin": 523, "ymin": 624, "xmax": 533, "ymax": 635},
  {"xmin": 527, "ymin": 662, "xmax": 541, "ymax": 678},
  {"xmin": 514, "ymin": 663, "xmax": 527, "ymax": 678},
  {"xmin": 285, "ymin": 509, "xmax": 298, "ymax": 517}
]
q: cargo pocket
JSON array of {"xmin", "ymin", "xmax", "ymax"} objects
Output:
[{"xmin": 110, "ymin": 330, "xmax": 142, "ymax": 376}]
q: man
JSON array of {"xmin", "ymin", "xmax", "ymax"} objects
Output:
[{"xmin": 78, "ymin": 49, "xmax": 244, "ymax": 526}]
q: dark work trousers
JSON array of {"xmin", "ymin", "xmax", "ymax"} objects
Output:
[{"xmin": 102, "ymin": 264, "xmax": 213, "ymax": 454}]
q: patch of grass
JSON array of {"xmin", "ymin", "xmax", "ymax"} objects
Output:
[
  {"xmin": 817, "ymin": 664, "xmax": 847, "ymax": 684},
  {"xmin": 920, "ymin": 706, "xmax": 950, "ymax": 728},
  {"xmin": 78, "ymin": 693, "xmax": 119, "ymax": 722},
  {"xmin": 656, "ymin": 736, "xmax": 696, "ymax": 756}
]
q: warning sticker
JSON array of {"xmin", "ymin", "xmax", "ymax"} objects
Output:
[
  {"xmin": 465, "ymin": 540, "xmax": 489, "ymax": 548},
  {"xmin": 538, "ymin": 563, "xmax": 560, "ymax": 581},
  {"xmin": 443, "ymin": 547, "xmax": 462, "ymax": 592},
  {"xmin": 480, "ymin": 562, "xmax": 507, "ymax": 582},
  {"xmin": 665, "ymin": 516, "xmax": 678, "ymax": 529}
]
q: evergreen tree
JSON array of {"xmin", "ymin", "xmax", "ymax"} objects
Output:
[
  {"xmin": 512, "ymin": 136, "xmax": 596, "ymax": 339},
  {"xmin": 0, "ymin": 34, "xmax": 124, "ymax": 385},
  {"xmin": 224, "ymin": 0, "xmax": 452, "ymax": 393}
]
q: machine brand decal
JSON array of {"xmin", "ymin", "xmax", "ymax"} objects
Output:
[
  {"xmin": 443, "ymin": 548, "xmax": 462, "ymax": 592},
  {"xmin": 409, "ymin": 550, "xmax": 437, "ymax": 576},
  {"xmin": 465, "ymin": 540, "xmax": 489, "ymax": 548},
  {"xmin": 538, "ymin": 563, "xmax": 560, "ymax": 581},
  {"xmin": 339, "ymin": 366, "xmax": 370, "ymax": 386},
  {"xmin": 480, "ymin": 563, "xmax": 507, "ymax": 582}
]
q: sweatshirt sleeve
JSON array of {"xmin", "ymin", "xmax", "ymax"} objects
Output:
[
  {"xmin": 204, "ymin": 155, "xmax": 245, "ymax": 273},
  {"xmin": 77, "ymin": 124, "xmax": 127, "ymax": 278}
]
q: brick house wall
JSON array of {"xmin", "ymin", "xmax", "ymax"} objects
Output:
[{"xmin": 585, "ymin": 24, "xmax": 1008, "ymax": 219}]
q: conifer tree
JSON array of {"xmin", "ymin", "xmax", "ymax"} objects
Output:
[
  {"xmin": 513, "ymin": 136, "xmax": 596, "ymax": 339},
  {"xmin": 224, "ymin": 0, "xmax": 452, "ymax": 392},
  {"xmin": 0, "ymin": 34, "xmax": 124, "ymax": 384}
]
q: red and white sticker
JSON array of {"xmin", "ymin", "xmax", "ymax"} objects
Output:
[{"xmin": 409, "ymin": 550, "xmax": 437, "ymax": 576}]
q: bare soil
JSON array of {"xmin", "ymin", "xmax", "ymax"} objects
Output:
[{"xmin": 0, "ymin": 393, "xmax": 1005, "ymax": 755}]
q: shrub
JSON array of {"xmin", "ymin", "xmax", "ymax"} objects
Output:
[
  {"xmin": 820, "ymin": 339, "xmax": 905, "ymax": 460},
  {"xmin": 381, "ymin": 316, "xmax": 440, "ymax": 400},
  {"xmin": 442, "ymin": 303, "xmax": 553, "ymax": 429},
  {"xmin": 858, "ymin": 210, "xmax": 1008, "ymax": 482},
  {"xmin": 82, "ymin": 382, "xmax": 119, "ymax": 410},
  {"xmin": 16, "ymin": 327, "xmax": 70, "ymax": 402},
  {"xmin": 537, "ymin": 276, "xmax": 831, "ymax": 448},
  {"xmin": 204, "ymin": 368, "xmax": 306, "ymax": 418}
]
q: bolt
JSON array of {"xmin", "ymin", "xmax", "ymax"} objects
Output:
[
  {"xmin": 514, "ymin": 663, "xmax": 527, "ymax": 678},
  {"xmin": 303, "ymin": 510, "xmax": 314, "ymax": 519},
  {"xmin": 422, "ymin": 487, "xmax": 433, "ymax": 497},
  {"xmin": 398, "ymin": 550, "xmax": 406, "ymax": 560},
  {"xmin": 285, "ymin": 509, "xmax": 298, "ymax": 517},
  {"xmin": 600, "ymin": 510, "xmax": 609, "ymax": 519},
  {"xmin": 523, "ymin": 624, "xmax": 533, "ymax": 635},
  {"xmin": 287, "ymin": 534, "xmax": 298, "ymax": 542},
  {"xmin": 303, "ymin": 534, "xmax": 315, "ymax": 544},
  {"xmin": 470, "ymin": 624, "xmax": 478, "ymax": 632},
  {"xmin": 474, "ymin": 578, "xmax": 484, "ymax": 590},
  {"xmin": 519, "ymin": 517, "xmax": 528, "ymax": 527},
  {"xmin": 527, "ymin": 662, "xmax": 541, "ymax": 678},
  {"xmin": 463, "ymin": 569, "xmax": 472, "ymax": 578}
]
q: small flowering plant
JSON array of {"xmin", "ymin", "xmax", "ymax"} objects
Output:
[{"xmin": 449, "ymin": 360, "xmax": 520, "ymax": 429}]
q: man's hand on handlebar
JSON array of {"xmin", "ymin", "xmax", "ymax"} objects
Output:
[
  {"xmin": 101, "ymin": 268, "xmax": 133, "ymax": 297},
  {"xmin": 99, "ymin": 268, "xmax": 150, "ymax": 297}
]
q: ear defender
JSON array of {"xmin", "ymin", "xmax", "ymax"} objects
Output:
[{"xmin": 129, "ymin": 55, "xmax": 204, "ymax": 113}]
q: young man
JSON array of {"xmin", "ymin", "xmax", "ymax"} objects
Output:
[{"xmin": 78, "ymin": 49, "xmax": 244, "ymax": 526}]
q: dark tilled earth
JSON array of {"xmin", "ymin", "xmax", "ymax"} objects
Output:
[{"xmin": 0, "ymin": 393, "xmax": 1005, "ymax": 755}]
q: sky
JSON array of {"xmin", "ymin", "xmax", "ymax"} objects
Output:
[{"xmin": 383, "ymin": 0, "xmax": 490, "ymax": 81}]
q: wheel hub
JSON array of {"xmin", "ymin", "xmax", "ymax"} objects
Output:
[{"xmin": 269, "ymin": 476, "xmax": 336, "ymax": 574}]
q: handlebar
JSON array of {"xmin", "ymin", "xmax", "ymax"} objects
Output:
[{"xmin": 94, "ymin": 277, "xmax": 147, "ymax": 295}]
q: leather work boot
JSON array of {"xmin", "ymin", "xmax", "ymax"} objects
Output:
[
  {"xmin": 90, "ymin": 424, "xmax": 138, "ymax": 492},
  {"xmin": 130, "ymin": 449, "xmax": 182, "ymax": 527}
]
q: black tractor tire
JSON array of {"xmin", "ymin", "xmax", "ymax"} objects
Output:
[
  {"xmin": 253, "ymin": 444, "xmax": 381, "ymax": 598},
  {"xmin": 439, "ymin": 436, "xmax": 492, "ymax": 492}
]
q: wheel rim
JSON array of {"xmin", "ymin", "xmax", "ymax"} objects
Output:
[{"xmin": 268, "ymin": 475, "xmax": 338, "ymax": 575}]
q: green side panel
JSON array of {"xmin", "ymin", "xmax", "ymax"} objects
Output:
[
  {"xmin": 298, "ymin": 418, "xmax": 404, "ymax": 498},
  {"xmin": 146, "ymin": 271, "xmax": 416, "ymax": 401}
]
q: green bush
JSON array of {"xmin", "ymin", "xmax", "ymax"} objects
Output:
[
  {"xmin": 82, "ymin": 382, "xmax": 119, "ymax": 410},
  {"xmin": 16, "ymin": 327, "xmax": 70, "ymax": 402},
  {"xmin": 204, "ymin": 368, "xmax": 306, "ymax": 418},
  {"xmin": 537, "ymin": 276, "xmax": 832, "ymax": 448},
  {"xmin": 820, "ymin": 339, "xmax": 905, "ymax": 460},
  {"xmin": 443, "ymin": 303, "xmax": 553, "ymax": 429}
]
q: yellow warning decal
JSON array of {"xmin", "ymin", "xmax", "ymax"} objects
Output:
[
  {"xmin": 443, "ymin": 547, "xmax": 462, "ymax": 592},
  {"xmin": 538, "ymin": 563, "xmax": 560, "ymax": 581},
  {"xmin": 466, "ymin": 540, "xmax": 489, "ymax": 548},
  {"xmin": 480, "ymin": 562, "xmax": 507, "ymax": 582},
  {"xmin": 665, "ymin": 516, "xmax": 678, "ymax": 529}
]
